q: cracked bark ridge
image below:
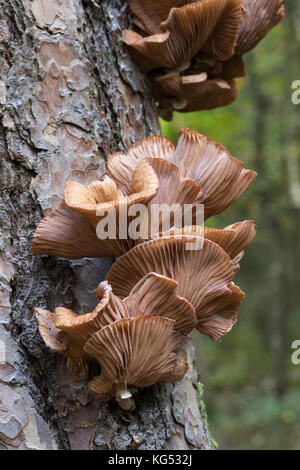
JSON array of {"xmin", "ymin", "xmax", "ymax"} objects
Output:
[{"xmin": 0, "ymin": 0, "xmax": 211, "ymax": 450}]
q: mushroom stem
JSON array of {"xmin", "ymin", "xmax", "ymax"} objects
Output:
[
  {"xmin": 116, "ymin": 397, "xmax": 136, "ymax": 411},
  {"xmin": 168, "ymin": 60, "xmax": 191, "ymax": 74},
  {"xmin": 172, "ymin": 98, "xmax": 188, "ymax": 110},
  {"xmin": 115, "ymin": 382, "xmax": 136, "ymax": 411},
  {"xmin": 115, "ymin": 382, "xmax": 132, "ymax": 399}
]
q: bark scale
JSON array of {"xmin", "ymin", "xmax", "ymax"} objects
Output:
[{"xmin": 0, "ymin": 0, "xmax": 212, "ymax": 450}]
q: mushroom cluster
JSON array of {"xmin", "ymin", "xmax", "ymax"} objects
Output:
[
  {"xmin": 123, "ymin": 0, "xmax": 285, "ymax": 119},
  {"xmin": 33, "ymin": 129, "xmax": 257, "ymax": 410}
]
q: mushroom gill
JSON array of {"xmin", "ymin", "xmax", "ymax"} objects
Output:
[
  {"xmin": 34, "ymin": 281, "xmax": 121, "ymax": 380},
  {"xmin": 124, "ymin": 272, "xmax": 197, "ymax": 336},
  {"xmin": 34, "ymin": 271, "xmax": 197, "ymax": 382},
  {"xmin": 107, "ymin": 129, "xmax": 256, "ymax": 221},
  {"xmin": 173, "ymin": 129, "xmax": 257, "ymax": 219},
  {"xmin": 84, "ymin": 316, "xmax": 184, "ymax": 409},
  {"xmin": 123, "ymin": 0, "xmax": 242, "ymax": 72},
  {"xmin": 34, "ymin": 282, "xmax": 122, "ymax": 381},
  {"xmin": 106, "ymin": 235, "xmax": 245, "ymax": 341},
  {"xmin": 123, "ymin": 0, "xmax": 285, "ymax": 117},
  {"xmin": 129, "ymin": 0, "xmax": 192, "ymax": 35},
  {"xmin": 208, "ymin": 0, "xmax": 286, "ymax": 88},
  {"xmin": 236, "ymin": 0, "xmax": 285, "ymax": 55},
  {"xmin": 153, "ymin": 74, "xmax": 239, "ymax": 120},
  {"xmin": 149, "ymin": 219, "xmax": 256, "ymax": 270},
  {"xmin": 32, "ymin": 159, "xmax": 159, "ymax": 259}
]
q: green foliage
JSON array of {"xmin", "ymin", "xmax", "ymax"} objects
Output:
[{"xmin": 197, "ymin": 382, "xmax": 219, "ymax": 450}]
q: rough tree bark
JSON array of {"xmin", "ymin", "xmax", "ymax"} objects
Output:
[{"xmin": 0, "ymin": 0, "xmax": 212, "ymax": 450}]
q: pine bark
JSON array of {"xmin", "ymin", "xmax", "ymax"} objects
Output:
[{"xmin": 0, "ymin": 0, "xmax": 212, "ymax": 450}]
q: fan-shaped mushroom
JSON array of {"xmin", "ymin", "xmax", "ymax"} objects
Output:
[
  {"xmin": 129, "ymin": 0, "xmax": 193, "ymax": 35},
  {"xmin": 34, "ymin": 281, "xmax": 117, "ymax": 380},
  {"xmin": 106, "ymin": 235, "xmax": 246, "ymax": 341},
  {"xmin": 153, "ymin": 74, "xmax": 238, "ymax": 120},
  {"xmin": 34, "ymin": 271, "xmax": 197, "ymax": 381},
  {"xmin": 32, "ymin": 160, "xmax": 159, "ymax": 259},
  {"xmin": 108, "ymin": 129, "xmax": 256, "ymax": 221},
  {"xmin": 208, "ymin": 0, "xmax": 285, "ymax": 87},
  {"xmin": 149, "ymin": 219, "xmax": 256, "ymax": 270},
  {"xmin": 123, "ymin": 0, "xmax": 242, "ymax": 72},
  {"xmin": 236, "ymin": 0, "xmax": 285, "ymax": 55},
  {"xmin": 124, "ymin": 272, "xmax": 197, "ymax": 335},
  {"xmin": 84, "ymin": 316, "xmax": 184, "ymax": 409},
  {"xmin": 173, "ymin": 129, "xmax": 257, "ymax": 219},
  {"xmin": 124, "ymin": 0, "xmax": 285, "ymax": 117}
]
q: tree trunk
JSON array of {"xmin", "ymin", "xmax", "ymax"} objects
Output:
[{"xmin": 0, "ymin": 0, "xmax": 212, "ymax": 450}]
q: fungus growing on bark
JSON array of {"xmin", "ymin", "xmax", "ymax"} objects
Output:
[
  {"xmin": 106, "ymin": 236, "xmax": 237, "ymax": 341},
  {"xmin": 209, "ymin": 0, "xmax": 286, "ymax": 86},
  {"xmin": 150, "ymin": 219, "xmax": 256, "ymax": 271},
  {"xmin": 32, "ymin": 125, "xmax": 257, "ymax": 405},
  {"xmin": 33, "ymin": 129, "xmax": 256, "ymax": 260},
  {"xmin": 84, "ymin": 316, "xmax": 184, "ymax": 410},
  {"xmin": 124, "ymin": 272, "xmax": 197, "ymax": 336},
  {"xmin": 32, "ymin": 159, "xmax": 159, "ymax": 259},
  {"xmin": 123, "ymin": 0, "xmax": 285, "ymax": 118},
  {"xmin": 106, "ymin": 219, "xmax": 256, "ymax": 342},
  {"xmin": 153, "ymin": 74, "xmax": 238, "ymax": 120},
  {"xmin": 123, "ymin": 0, "xmax": 242, "ymax": 71},
  {"xmin": 107, "ymin": 128, "xmax": 256, "ymax": 222},
  {"xmin": 236, "ymin": 0, "xmax": 285, "ymax": 55},
  {"xmin": 34, "ymin": 281, "xmax": 116, "ymax": 380},
  {"xmin": 34, "ymin": 272, "xmax": 196, "ymax": 385}
]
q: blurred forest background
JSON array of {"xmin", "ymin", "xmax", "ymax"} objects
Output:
[{"xmin": 161, "ymin": 0, "xmax": 300, "ymax": 450}]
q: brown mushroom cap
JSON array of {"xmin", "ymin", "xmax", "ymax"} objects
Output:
[
  {"xmin": 173, "ymin": 129, "xmax": 257, "ymax": 219},
  {"xmin": 35, "ymin": 271, "xmax": 198, "ymax": 380},
  {"xmin": 31, "ymin": 201, "xmax": 117, "ymax": 259},
  {"xmin": 35, "ymin": 307, "xmax": 66, "ymax": 353},
  {"xmin": 153, "ymin": 73, "xmax": 239, "ymax": 118},
  {"xmin": 222, "ymin": 220, "xmax": 257, "ymax": 264},
  {"xmin": 144, "ymin": 158, "xmax": 202, "ymax": 237},
  {"xmin": 125, "ymin": 272, "xmax": 197, "ymax": 335},
  {"xmin": 32, "ymin": 160, "xmax": 159, "ymax": 259},
  {"xmin": 153, "ymin": 72, "xmax": 191, "ymax": 101},
  {"xmin": 149, "ymin": 220, "xmax": 256, "ymax": 263},
  {"xmin": 84, "ymin": 316, "xmax": 181, "ymax": 405},
  {"xmin": 209, "ymin": 54, "xmax": 246, "ymax": 80},
  {"xmin": 106, "ymin": 232, "xmax": 247, "ymax": 343},
  {"xmin": 64, "ymin": 160, "xmax": 159, "ymax": 229},
  {"xmin": 236, "ymin": 0, "xmax": 285, "ymax": 55},
  {"xmin": 129, "ymin": 0, "xmax": 191, "ymax": 35},
  {"xmin": 194, "ymin": 281, "xmax": 244, "ymax": 341},
  {"xmin": 197, "ymin": 285, "xmax": 245, "ymax": 342},
  {"xmin": 125, "ymin": 1, "xmax": 284, "ymax": 116},
  {"xmin": 107, "ymin": 136, "xmax": 175, "ymax": 194},
  {"xmin": 179, "ymin": 77, "xmax": 239, "ymax": 113},
  {"xmin": 53, "ymin": 281, "xmax": 130, "ymax": 357},
  {"xmin": 109, "ymin": 153, "xmax": 202, "ymax": 238},
  {"xmin": 159, "ymin": 347, "xmax": 188, "ymax": 382},
  {"xmin": 108, "ymin": 129, "xmax": 256, "ymax": 221},
  {"xmin": 109, "ymin": 156, "xmax": 201, "ymax": 221},
  {"xmin": 203, "ymin": 220, "xmax": 256, "ymax": 261},
  {"xmin": 146, "ymin": 158, "xmax": 202, "ymax": 205},
  {"xmin": 63, "ymin": 176, "xmax": 121, "ymax": 227},
  {"xmin": 106, "ymin": 236, "xmax": 239, "ymax": 341},
  {"xmin": 34, "ymin": 307, "xmax": 91, "ymax": 381},
  {"xmin": 35, "ymin": 282, "xmax": 127, "ymax": 357},
  {"xmin": 123, "ymin": 0, "xmax": 242, "ymax": 72}
]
